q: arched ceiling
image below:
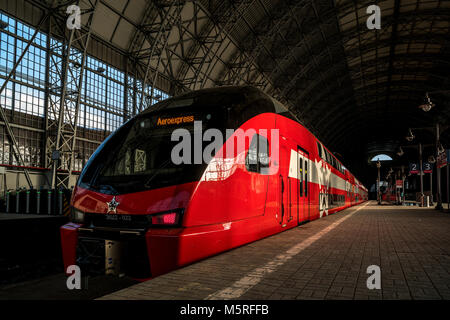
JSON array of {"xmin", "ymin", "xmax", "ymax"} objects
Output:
[{"xmin": 18, "ymin": 0, "xmax": 450, "ymax": 183}]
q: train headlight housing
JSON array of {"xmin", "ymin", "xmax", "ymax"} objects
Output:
[
  {"xmin": 148, "ymin": 210, "xmax": 182, "ymax": 227},
  {"xmin": 71, "ymin": 207, "xmax": 85, "ymax": 223}
]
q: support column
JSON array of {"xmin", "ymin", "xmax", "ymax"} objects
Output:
[
  {"xmin": 436, "ymin": 123, "xmax": 443, "ymax": 210},
  {"xmin": 48, "ymin": 0, "xmax": 99, "ymax": 189},
  {"xmin": 419, "ymin": 143, "xmax": 424, "ymax": 206}
]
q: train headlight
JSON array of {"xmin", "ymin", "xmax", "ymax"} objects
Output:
[
  {"xmin": 148, "ymin": 211, "xmax": 182, "ymax": 227},
  {"xmin": 71, "ymin": 207, "xmax": 85, "ymax": 223}
]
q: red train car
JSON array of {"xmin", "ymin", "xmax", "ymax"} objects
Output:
[{"xmin": 61, "ymin": 86, "xmax": 367, "ymax": 279}]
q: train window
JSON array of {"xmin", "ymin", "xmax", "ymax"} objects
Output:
[
  {"xmin": 304, "ymin": 159, "xmax": 308, "ymax": 197},
  {"xmin": 317, "ymin": 142, "xmax": 323, "ymax": 159},
  {"xmin": 326, "ymin": 150, "xmax": 331, "ymax": 164},
  {"xmin": 299, "ymin": 159, "xmax": 303, "ymax": 196},
  {"xmin": 246, "ymin": 134, "xmax": 270, "ymax": 173}
]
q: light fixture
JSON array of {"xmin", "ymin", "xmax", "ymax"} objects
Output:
[
  {"xmin": 397, "ymin": 147, "xmax": 404, "ymax": 156},
  {"xmin": 428, "ymin": 155, "xmax": 436, "ymax": 163},
  {"xmin": 418, "ymin": 92, "xmax": 435, "ymax": 112},
  {"xmin": 438, "ymin": 143, "xmax": 445, "ymax": 154},
  {"xmin": 376, "ymin": 160, "xmax": 381, "ymax": 168},
  {"xmin": 406, "ymin": 128, "xmax": 415, "ymax": 142}
]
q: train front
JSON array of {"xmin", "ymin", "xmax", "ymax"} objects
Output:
[{"xmin": 60, "ymin": 94, "xmax": 228, "ymax": 279}]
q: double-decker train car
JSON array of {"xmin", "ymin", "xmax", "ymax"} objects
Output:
[{"xmin": 61, "ymin": 86, "xmax": 367, "ymax": 279}]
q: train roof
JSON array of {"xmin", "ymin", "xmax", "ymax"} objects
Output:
[
  {"xmin": 142, "ymin": 86, "xmax": 366, "ymax": 189},
  {"xmin": 141, "ymin": 85, "xmax": 300, "ymax": 120}
]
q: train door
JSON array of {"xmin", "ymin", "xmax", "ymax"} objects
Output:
[
  {"xmin": 279, "ymin": 143, "xmax": 290, "ymax": 227},
  {"xmin": 297, "ymin": 147, "xmax": 310, "ymax": 224}
]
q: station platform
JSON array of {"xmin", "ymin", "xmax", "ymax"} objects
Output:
[
  {"xmin": 0, "ymin": 213, "xmax": 68, "ymax": 285},
  {"xmin": 100, "ymin": 201, "xmax": 450, "ymax": 300},
  {"xmin": 0, "ymin": 213, "xmax": 67, "ymax": 222}
]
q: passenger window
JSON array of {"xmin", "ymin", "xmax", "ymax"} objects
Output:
[
  {"xmin": 246, "ymin": 134, "xmax": 270, "ymax": 173},
  {"xmin": 299, "ymin": 159, "xmax": 303, "ymax": 196},
  {"xmin": 317, "ymin": 142, "xmax": 323, "ymax": 159},
  {"xmin": 304, "ymin": 160, "xmax": 308, "ymax": 196}
]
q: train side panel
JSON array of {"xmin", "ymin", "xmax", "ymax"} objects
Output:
[{"xmin": 61, "ymin": 112, "xmax": 367, "ymax": 278}]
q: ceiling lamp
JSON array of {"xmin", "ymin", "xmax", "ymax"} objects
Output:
[
  {"xmin": 376, "ymin": 160, "xmax": 381, "ymax": 168},
  {"xmin": 406, "ymin": 128, "xmax": 415, "ymax": 142},
  {"xmin": 418, "ymin": 92, "xmax": 435, "ymax": 112},
  {"xmin": 397, "ymin": 147, "xmax": 404, "ymax": 156},
  {"xmin": 428, "ymin": 156, "xmax": 436, "ymax": 163}
]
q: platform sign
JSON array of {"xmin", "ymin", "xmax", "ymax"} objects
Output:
[
  {"xmin": 437, "ymin": 151, "xmax": 447, "ymax": 169},
  {"xmin": 409, "ymin": 163, "xmax": 419, "ymax": 174},
  {"xmin": 423, "ymin": 162, "xmax": 433, "ymax": 173},
  {"xmin": 410, "ymin": 162, "xmax": 433, "ymax": 174}
]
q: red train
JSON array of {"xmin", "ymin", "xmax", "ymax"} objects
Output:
[{"xmin": 61, "ymin": 86, "xmax": 367, "ymax": 279}]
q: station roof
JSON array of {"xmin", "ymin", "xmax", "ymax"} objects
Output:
[{"xmin": 10, "ymin": 0, "xmax": 450, "ymax": 182}]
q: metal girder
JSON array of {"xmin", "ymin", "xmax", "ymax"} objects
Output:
[
  {"xmin": 344, "ymin": 34, "xmax": 450, "ymax": 61},
  {"xmin": 339, "ymin": 8, "xmax": 450, "ymax": 44},
  {"xmin": 290, "ymin": 62, "xmax": 349, "ymax": 113},
  {"xmin": 383, "ymin": 0, "xmax": 401, "ymax": 118},
  {"xmin": 316, "ymin": 92, "xmax": 435, "ymax": 136},
  {"xmin": 228, "ymin": 0, "xmax": 309, "ymax": 88},
  {"xmin": 178, "ymin": 0, "xmax": 257, "ymax": 90},
  {"xmin": 275, "ymin": 1, "xmax": 342, "ymax": 98},
  {"xmin": 136, "ymin": 1, "xmax": 180, "ymax": 112},
  {"xmin": 129, "ymin": 0, "xmax": 259, "ymax": 106},
  {"xmin": 212, "ymin": 2, "xmax": 286, "ymax": 91},
  {"xmin": 46, "ymin": 0, "xmax": 99, "ymax": 189},
  {"xmin": 323, "ymin": 108, "xmax": 436, "ymax": 148},
  {"xmin": 0, "ymin": 13, "xmax": 51, "ymax": 188},
  {"xmin": 279, "ymin": 7, "xmax": 449, "ymax": 97},
  {"xmin": 347, "ymin": 54, "xmax": 450, "ymax": 74}
]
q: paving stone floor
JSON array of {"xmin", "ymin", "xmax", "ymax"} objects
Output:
[{"xmin": 100, "ymin": 201, "xmax": 450, "ymax": 300}]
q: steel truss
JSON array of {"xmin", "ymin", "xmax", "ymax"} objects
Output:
[
  {"xmin": 46, "ymin": 0, "xmax": 99, "ymax": 189},
  {"xmin": 0, "ymin": 13, "xmax": 51, "ymax": 188}
]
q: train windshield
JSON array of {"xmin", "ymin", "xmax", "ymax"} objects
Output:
[{"xmin": 79, "ymin": 107, "xmax": 227, "ymax": 194}]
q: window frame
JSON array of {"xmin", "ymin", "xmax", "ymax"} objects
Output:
[{"xmin": 245, "ymin": 134, "xmax": 270, "ymax": 174}]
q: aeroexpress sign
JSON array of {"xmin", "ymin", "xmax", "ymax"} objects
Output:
[{"xmin": 409, "ymin": 162, "xmax": 433, "ymax": 174}]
